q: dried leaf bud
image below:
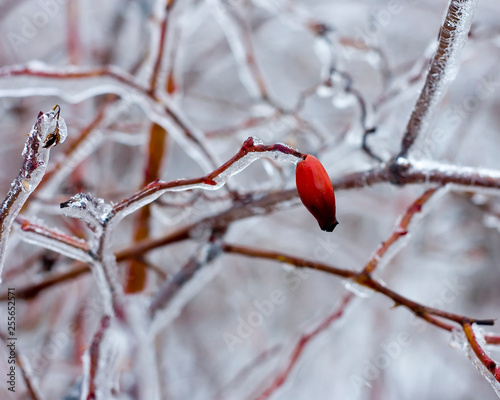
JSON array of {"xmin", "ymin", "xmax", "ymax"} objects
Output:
[{"xmin": 296, "ymin": 154, "xmax": 338, "ymax": 232}]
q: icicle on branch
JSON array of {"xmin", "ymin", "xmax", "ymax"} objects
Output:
[{"xmin": 0, "ymin": 105, "xmax": 67, "ymax": 282}]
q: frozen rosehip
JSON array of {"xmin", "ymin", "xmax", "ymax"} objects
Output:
[{"xmin": 296, "ymin": 154, "xmax": 338, "ymax": 232}]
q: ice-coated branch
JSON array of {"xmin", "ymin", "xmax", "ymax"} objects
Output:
[
  {"xmin": 0, "ymin": 63, "xmax": 147, "ymax": 98},
  {"xmin": 218, "ymin": 345, "xmax": 283, "ymax": 398},
  {"xmin": 117, "ymin": 158, "xmax": 500, "ymax": 263},
  {"xmin": 148, "ymin": 0, "xmax": 179, "ymax": 95},
  {"xmin": 36, "ymin": 102, "xmax": 108, "ymax": 199},
  {"xmin": 60, "ymin": 193, "xmax": 112, "ymax": 235},
  {"xmin": 0, "ymin": 105, "xmax": 67, "ymax": 281},
  {"xmin": 14, "ymin": 216, "xmax": 92, "ymax": 263},
  {"xmin": 111, "ymin": 136, "xmax": 303, "ymax": 221},
  {"xmin": 399, "ymin": 0, "xmax": 479, "ymax": 157},
  {"xmin": 0, "ymin": 262, "xmax": 89, "ymax": 301}
]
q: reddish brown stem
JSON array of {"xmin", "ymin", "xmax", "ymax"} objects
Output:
[
  {"xmin": 486, "ymin": 335, "xmax": 500, "ymax": 345},
  {"xmin": 66, "ymin": 0, "xmax": 82, "ymax": 65}
]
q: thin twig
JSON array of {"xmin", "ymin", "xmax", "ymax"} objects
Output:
[
  {"xmin": 86, "ymin": 315, "xmax": 111, "ymax": 400},
  {"xmin": 256, "ymin": 188, "xmax": 441, "ymax": 398},
  {"xmin": 111, "ymin": 137, "xmax": 304, "ymax": 216},
  {"xmin": 221, "ymin": 243, "xmax": 494, "ymax": 330}
]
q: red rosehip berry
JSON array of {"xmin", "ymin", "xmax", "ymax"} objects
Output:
[{"xmin": 296, "ymin": 154, "xmax": 338, "ymax": 232}]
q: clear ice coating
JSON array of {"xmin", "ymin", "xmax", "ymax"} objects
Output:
[
  {"xmin": 0, "ymin": 106, "xmax": 67, "ymax": 283},
  {"xmin": 16, "ymin": 219, "xmax": 92, "ymax": 263}
]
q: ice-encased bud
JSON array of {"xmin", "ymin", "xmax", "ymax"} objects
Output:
[
  {"xmin": 60, "ymin": 193, "xmax": 112, "ymax": 229},
  {"xmin": 41, "ymin": 105, "xmax": 68, "ymax": 148}
]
